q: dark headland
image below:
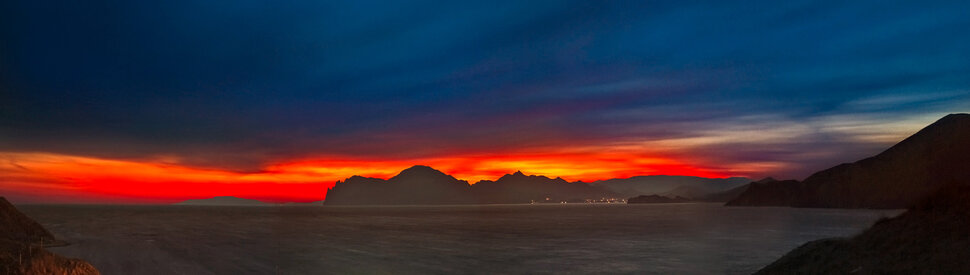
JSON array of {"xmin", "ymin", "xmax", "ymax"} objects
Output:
[
  {"xmin": 756, "ymin": 185, "xmax": 970, "ymax": 274},
  {"xmin": 728, "ymin": 113, "xmax": 970, "ymax": 209},
  {"xmin": 738, "ymin": 113, "xmax": 970, "ymax": 273},
  {"xmin": 0, "ymin": 197, "xmax": 99, "ymax": 274}
]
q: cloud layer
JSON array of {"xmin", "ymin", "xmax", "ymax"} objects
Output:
[{"xmin": 1, "ymin": 1, "xmax": 969, "ymax": 201}]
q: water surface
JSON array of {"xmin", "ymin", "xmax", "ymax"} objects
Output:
[{"xmin": 21, "ymin": 203, "xmax": 900, "ymax": 274}]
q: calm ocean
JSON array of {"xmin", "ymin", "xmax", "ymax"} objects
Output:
[{"xmin": 21, "ymin": 203, "xmax": 899, "ymax": 274}]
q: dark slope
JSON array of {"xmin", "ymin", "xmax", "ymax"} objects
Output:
[
  {"xmin": 729, "ymin": 113, "xmax": 970, "ymax": 208},
  {"xmin": 756, "ymin": 185, "xmax": 970, "ymax": 274},
  {"xmin": 0, "ymin": 197, "xmax": 55, "ymax": 244},
  {"xmin": 724, "ymin": 180, "xmax": 801, "ymax": 206},
  {"xmin": 701, "ymin": 177, "xmax": 778, "ymax": 202},
  {"xmin": 0, "ymin": 197, "xmax": 99, "ymax": 274},
  {"xmin": 699, "ymin": 177, "xmax": 772, "ymax": 203}
]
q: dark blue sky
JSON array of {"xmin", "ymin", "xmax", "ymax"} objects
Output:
[{"xmin": 2, "ymin": 0, "xmax": 969, "ymax": 178}]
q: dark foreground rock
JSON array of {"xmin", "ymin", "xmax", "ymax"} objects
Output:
[
  {"xmin": 756, "ymin": 185, "xmax": 970, "ymax": 274},
  {"xmin": 0, "ymin": 197, "xmax": 55, "ymax": 245},
  {"xmin": 0, "ymin": 197, "xmax": 99, "ymax": 275},
  {"xmin": 626, "ymin": 195, "xmax": 690, "ymax": 204},
  {"xmin": 0, "ymin": 239, "xmax": 99, "ymax": 275}
]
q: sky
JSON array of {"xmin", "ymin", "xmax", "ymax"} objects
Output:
[{"xmin": 1, "ymin": 1, "xmax": 969, "ymax": 203}]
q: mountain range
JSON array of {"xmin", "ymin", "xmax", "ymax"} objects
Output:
[{"xmin": 325, "ymin": 166, "xmax": 749, "ymax": 205}]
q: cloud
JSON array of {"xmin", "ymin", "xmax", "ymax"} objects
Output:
[
  {"xmin": 1, "ymin": 0, "xmax": 969, "ymax": 188},
  {"xmin": 844, "ymin": 90, "xmax": 970, "ymax": 111}
]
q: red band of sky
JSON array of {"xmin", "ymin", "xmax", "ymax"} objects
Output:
[{"xmin": 0, "ymin": 151, "xmax": 759, "ymax": 204}]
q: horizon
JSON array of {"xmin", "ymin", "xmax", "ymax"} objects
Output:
[
  {"xmin": 7, "ymin": 163, "xmax": 755, "ymax": 204},
  {"xmin": 3, "ymin": 1, "xmax": 970, "ymax": 203}
]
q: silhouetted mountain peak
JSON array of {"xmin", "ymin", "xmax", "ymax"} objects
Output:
[
  {"xmin": 496, "ymin": 171, "xmax": 563, "ymax": 183},
  {"xmin": 387, "ymin": 165, "xmax": 469, "ymax": 188},
  {"xmin": 326, "ymin": 165, "xmax": 470, "ymax": 205},
  {"xmin": 497, "ymin": 172, "xmax": 525, "ymax": 181},
  {"xmin": 392, "ymin": 165, "xmax": 449, "ymax": 179},
  {"xmin": 336, "ymin": 175, "xmax": 385, "ymax": 186}
]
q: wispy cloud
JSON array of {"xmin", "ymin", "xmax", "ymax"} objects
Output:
[{"xmin": 1, "ymin": 1, "xmax": 969, "ymax": 202}]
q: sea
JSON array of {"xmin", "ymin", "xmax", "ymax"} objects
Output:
[{"xmin": 19, "ymin": 203, "xmax": 900, "ymax": 275}]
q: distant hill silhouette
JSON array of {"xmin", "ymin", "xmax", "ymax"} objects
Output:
[
  {"xmin": 324, "ymin": 165, "xmax": 472, "ymax": 205},
  {"xmin": 728, "ymin": 113, "xmax": 970, "ymax": 208},
  {"xmin": 756, "ymin": 184, "xmax": 970, "ymax": 274},
  {"xmin": 325, "ymin": 166, "xmax": 747, "ymax": 205},
  {"xmin": 592, "ymin": 175, "xmax": 750, "ymax": 199},
  {"xmin": 472, "ymin": 171, "xmax": 617, "ymax": 204},
  {"xmin": 0, "ymin": 197, "xmax": 99, "ymax": 274},
  {"xmin": 176, "ymin": 196, "xmax": 269, "ymax": 206}
]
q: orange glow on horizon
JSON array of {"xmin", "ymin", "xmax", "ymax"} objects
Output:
[{"xmin": 0, "ymin": 151, "xmax": 747, "ymax": 203}]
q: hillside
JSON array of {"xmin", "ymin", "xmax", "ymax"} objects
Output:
[
  {"xmin": 0, "ymin": 197, "xmax": 99, "ymax": 274},
  {"xmin": 728, "ymin": 113, "xmax": 970, "ymax": 208}
]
